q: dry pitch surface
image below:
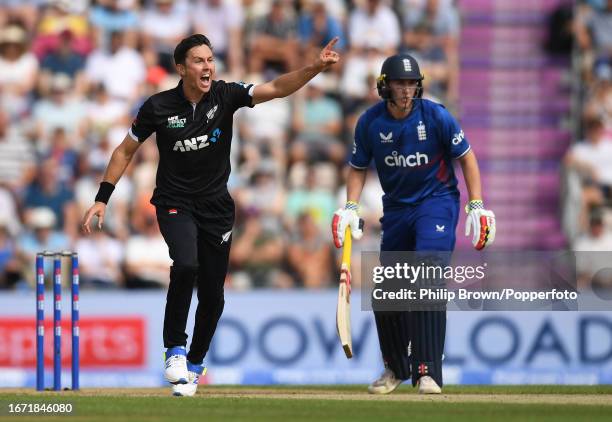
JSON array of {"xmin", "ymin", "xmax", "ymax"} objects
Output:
[{"xmin": 1, "ymin": 385, "xmax": 612, "ymax": 421}]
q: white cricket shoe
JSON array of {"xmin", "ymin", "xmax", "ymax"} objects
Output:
[
  {"xmin": 417, "ymin": 375, "xmax": 442, "ymax": 394},
  {"xmin": 367, "ymin": 368, "xmax": 403, "ymax": 394},
  {"xmin": 164, "ymin": 346, "xmax": 188, "ymax": 385},
  {"xmin": 172, "ymin": 362, "xmax": 206, "ymax": 397}
]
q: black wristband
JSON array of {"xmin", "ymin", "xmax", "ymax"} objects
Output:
[{"xmin": 94, "ymin": 181, "xmax": 115, "ymax": 204}]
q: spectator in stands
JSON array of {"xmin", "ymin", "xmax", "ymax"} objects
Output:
[
  {"xmin": 402, "ymin": 21, "xmax": 449, "ymax": 101},
  {"xmin": 74, "ymin": 152, "xmax": 131, "ymax": 241},
  {"xmin": 85, "ymin": 83, "xmax": 129, "ymax": 138},
  {"xmin": 18, "ymin": 206, "xmax": 71, "ymax": 287},
  {"xmin": 248, "ymin": 0, "xmax": 299, "ymax": 74},
  {"xmin": 0, "ymin": 1, "xmax": 41, "ymax": 32},
  {"xmin": 0, "ymin": 185, "xmax": 22, "ymax": 238},
  {"xmin": 0, "ymin": 218, "xmax": 20, "ymax": 289},
  {"xmin": 131, "ymin": 140, "xmax": 159, "ymax": 199},
  {"xmin": 402, "ymin": 0, "xmax": 459, "ymax": 103},
  {"xmin": 43, "ymin": 127, "xmax": 79, "ymax": 187},
  {"xmin": 342, "ymin": 73, "xmax": 380, "ymax": 145},
  {"xmin": 192, "ymin": 0, "xmax": 245, "ymax": 77},
  {"xmin": 75, "ymin": 226, "xmax": 124, "ymax": 288},
  {"xmin": 575, "ymin": 0, "xmax": 612, "ymax": 83},
  {"xmin": 230, "ymin": 205, "xmax": 288, "ymax": 288},
  {"xmin": 286, "ymin": 166, "xmax": 336, "ymax": 231},
  {"xmin": 23, "ymin": 157, "xmax": 78, "ymax": 238},
  {"xmin": 339, "ymin": 50, "xmax": 385, "ymax": 112},
  {"xmin": 32, "ymin": 72, "xmax": 87, "ymax": 149},
  {"xmin": 0, "ymin": 0, "xmax": 428, "ymax": 290},
  {"xmin": 287, "ymin": 211, "xmax": 333, "ymax": 288},
  {"xmin": 84, "ymin": 29, "xmax": 146, "ymax": 103},
  {"xmin": 0, "ymin": 108, "xmax": 35, "ymax": 192},
  {"xmin": 124, "ymin": 212, "xmax": 173, "ymax": 288},
  {"xmin": 564, "ymin": 117, "xmax": 612, "ymax": 231},
  {"xmin": 574, "ymin": 209, "xmax": 612, "ymax": 288},
  {"xmin": 0, "ymin": 23, "xmax": 39, "ymax": 117},
  {"xmin": 290, "ymin": 74, "xmax": 345, "ymax": 164},
  {"xmin": 348, "ymin": 0, "xmax": 401, "ymax": 55},
  {"xmin": 235, "ymin": 159, "xmax": 285, "ymax": 223},
  {"xmin": 583, "ymin": 80, "xmax": 612, "ymax": 137},
  {"xmin": 298, "ymin": 0, "xmax": 345, "ymax": 63},
  {"xmin": 237, "ymin": 76, "xmax": 291, "ymax": 172},
  {"xmin": 33, "ymin": 0, "xmax": 92, "ymax": 59},
  {"xmin": 232, "ymin": 159, "xmax": 288, "ymax": 277},
  {"xmin": 89, "ymin": 0, "xmax": 139, "ymax": 49},
  {"xmin": 141, "ymin": 0, "xmax": 190, "ymax": 73},
  {"xmin": 38, "ymin": 29, "xmax": 87, "ymax": 96}
]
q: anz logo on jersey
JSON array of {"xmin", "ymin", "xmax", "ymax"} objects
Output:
[
  {"xmin": 384, "ymin": 151, "xmax": 429, "ymax": 168},
  {"xmin": 172, "ymin": 128, "xmax": 222, "ymax": 152}
]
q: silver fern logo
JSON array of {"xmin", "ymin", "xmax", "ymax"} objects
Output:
[{"xmin": 206, "ymin": 105, "xmax": 218, "ymax": 122}]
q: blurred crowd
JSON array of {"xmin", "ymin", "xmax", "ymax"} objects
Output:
[
  {"xmin": 564, "ymin": 0, "xmax": 612, "ymax": 285},
  {"xmin": 0, "ymin": 0, "xmax": 460, "ymax": 290}
]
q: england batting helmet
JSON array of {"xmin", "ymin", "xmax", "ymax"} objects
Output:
[{"xmin": 376, "ymin": 53, "xmax": 424, "ymax": 100}]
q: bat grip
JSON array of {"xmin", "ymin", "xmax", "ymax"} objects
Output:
[{"xmin": 342, "ymin": 227, "xmax": 352, "ymax": 268}]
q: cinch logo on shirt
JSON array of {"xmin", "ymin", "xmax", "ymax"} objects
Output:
[
  {"xmin": 172, "ymin": 128, "xmax": 222, "ymax": 152},
  {"xmin": 167, "ymin": 115, "xmax": 186, "ymax": 128},
  {"xmin": 452, "ymin": 130, "xmax": 465, "ymax": 145},
  {"xmin": 384, "ymin": 151, "xmax": 429, "ymax": 167}
]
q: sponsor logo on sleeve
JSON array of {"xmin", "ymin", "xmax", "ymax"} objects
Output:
[{"xmin": 452, "ymin": 130, "xmax": 465, "ymax": 145}]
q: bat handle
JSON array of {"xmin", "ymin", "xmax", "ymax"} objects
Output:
[{"xmin": 342, "ymin": 227, "xmax": 352, "ymax": 268}]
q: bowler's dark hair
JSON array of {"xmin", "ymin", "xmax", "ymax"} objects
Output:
[{"xmin": 173, "ymin": 34, "xmax": 213, "ymax": 65}]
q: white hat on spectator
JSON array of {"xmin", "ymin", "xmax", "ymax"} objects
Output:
[
  {"xmin": 51, "ymin": 0, "xmax": 71, "ymax": 13},
  {"xmin": 27, "ymin": 207, "xmax": 57, "ymax": 230},
  {"xmin": 0, "ymin": 25, "xmax": 26, "ymax": 44},
  {"xmin": 254, "ymin": 159, "xmax": 278, "ymax": 176},
  {"xmin": 51, "ymin": 73, "xmax": 72, "ymax": 92}
]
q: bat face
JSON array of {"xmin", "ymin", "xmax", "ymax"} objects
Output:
[
  {"xmin": 336, "ymin": 229, "xmax": 353, "ymax": 359},
  {"xmin": 337, "ymin": 264, "xmax": 353, "ymax": 358}
]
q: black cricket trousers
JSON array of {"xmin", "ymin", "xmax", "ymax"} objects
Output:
[{"xmin": 155, "ymin": 190, "xmax": 235, "ymax": 365}]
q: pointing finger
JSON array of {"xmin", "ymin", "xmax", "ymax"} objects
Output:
[{"xmin": 323, "ymin": 37, "xmax": 339, "ymax": 52}]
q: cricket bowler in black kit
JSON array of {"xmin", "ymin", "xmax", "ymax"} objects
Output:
[{"xmin": 82, "ymin": 34, "xmax": 341, "ymax": 396}]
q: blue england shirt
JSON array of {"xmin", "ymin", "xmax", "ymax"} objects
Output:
[{"xmin": 350, "ymin": 99, "xmax": 470, "ymax": 208}]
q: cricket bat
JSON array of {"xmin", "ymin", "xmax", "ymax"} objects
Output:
[{"xmin": 336, "ymin": 227, "xmax": 353, "ymax": 359}]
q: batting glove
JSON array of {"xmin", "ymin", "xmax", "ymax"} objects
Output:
[
  {"xmin": 465, "ymin": 200, "xmax": 496, "ymax": 250},
  {"xmin": 332, "ymin": 201, "xmax": 364, "ymax": 248}
]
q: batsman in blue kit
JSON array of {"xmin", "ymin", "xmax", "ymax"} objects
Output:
[{"xmin": 332, "ymin": 54, "xmax": 496, "ymax": 394}]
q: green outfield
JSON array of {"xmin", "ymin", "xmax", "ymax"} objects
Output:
[{"xmin": 1, "ymin": 385, "xmax": 612, "ymax": 421}]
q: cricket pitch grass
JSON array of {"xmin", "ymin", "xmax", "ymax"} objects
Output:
[{"xmin": 1, "ymin": 385, "xmax": 612, "ymax": 421}]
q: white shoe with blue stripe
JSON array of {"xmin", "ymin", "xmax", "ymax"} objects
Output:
[
  {"xmin": 172, "ymin": 362, "xmax": 206, "ymax": 397},
  {"xmin": 164, "ymin": 346, "xmax": 188, "ymax": 385}
]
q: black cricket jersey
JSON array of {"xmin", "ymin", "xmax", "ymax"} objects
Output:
[{"xmin": 129, "ymin": 79, "xmax": 254, "ymax": 204}]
